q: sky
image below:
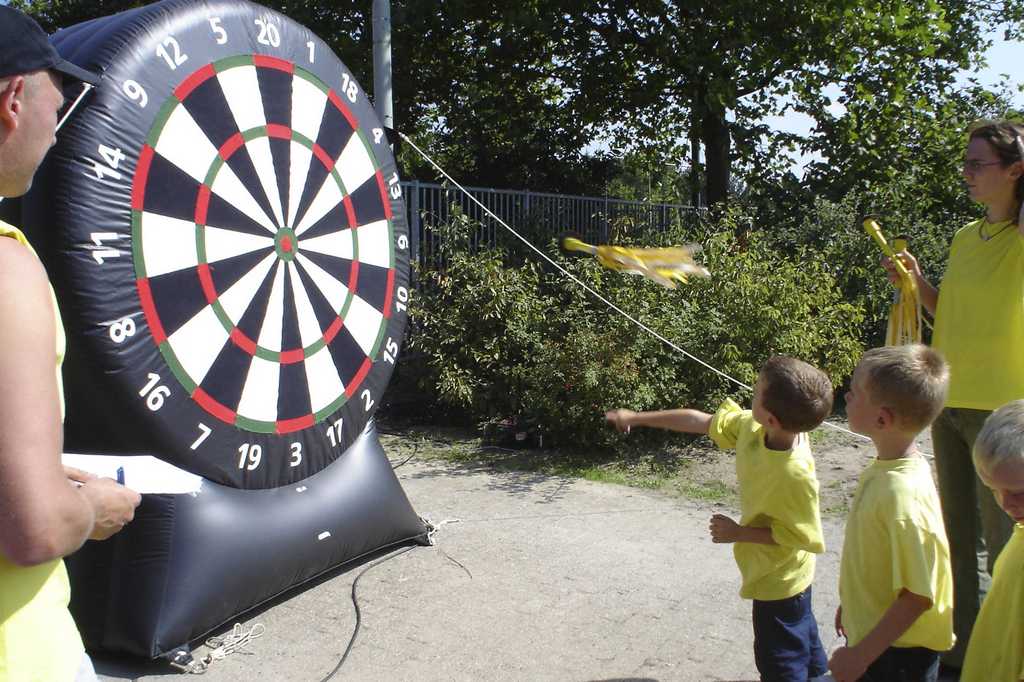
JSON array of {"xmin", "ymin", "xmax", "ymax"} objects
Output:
[{"xmin": 768, "ymin": 25, "xmax": 1023, "ymax": 174}]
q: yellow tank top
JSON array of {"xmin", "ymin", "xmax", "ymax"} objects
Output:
[{"xmin": 0, "ymin": 221, "xmax": 84, "ymax": 682}]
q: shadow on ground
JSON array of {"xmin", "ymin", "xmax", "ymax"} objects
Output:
[{"xmin": 398, "ymin": 454, "xmax": 577, "ymax": 504}]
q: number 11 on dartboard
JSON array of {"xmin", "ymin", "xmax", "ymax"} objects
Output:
[{"xmin": 42, "ymin": 3, "xmax": 411, "ymax": 488}]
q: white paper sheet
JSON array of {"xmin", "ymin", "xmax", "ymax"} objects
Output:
[{"xmin": 62, "ymin": 453, "xmax": 204, "ymax": 494}]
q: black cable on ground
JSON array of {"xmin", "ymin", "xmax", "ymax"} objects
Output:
[
  {"xmin": 438, "ymin": 546, "xmax": 472, "ymax": 579},
  {"xmin": 317, "ymin": 545, "xmax": 417, "ymax": 682},
  {"xmin": 376, "ymin": 430, "xmax": 424, "ymax": 469},
  {"xmin": 389, "ymin": 446, "xmax": 418, "ymax": 470},
  {"xmin": 385, "ymin": 436, "xmax": 419, "ymax": 466}
]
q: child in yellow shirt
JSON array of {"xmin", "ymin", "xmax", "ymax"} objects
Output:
[
  {"xmin": 961, "ymin": 400, "xmax": 1024, "ymax": 682},
  {"xmin": 607, "ymin": 356, "xmax": 833, "ymax": 681},
  {"xmin": 829, "ymin": 345, "xmax": 954, "ymax": 682}
]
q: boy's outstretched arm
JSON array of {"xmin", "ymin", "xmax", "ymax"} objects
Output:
[
  {"xmin": 828, "ymin": 589, "xmax": 932, "ymax": 682},
  {"xmin": 605, "ymin": 408, "xmax": 712, "ymax": 435}
]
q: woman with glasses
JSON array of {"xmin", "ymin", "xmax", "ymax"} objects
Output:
[{"xmin": 882, "ymin": 118, "xmax": 1024, "ymax": 672}]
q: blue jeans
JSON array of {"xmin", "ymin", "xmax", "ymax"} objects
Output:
[
  {"xmin": 860, "ymin": 646, "xmax": 940, "ymax": 682},
  {"xmin": 752, "ymin": 585, "xmax": 828, "ymax": 682}
]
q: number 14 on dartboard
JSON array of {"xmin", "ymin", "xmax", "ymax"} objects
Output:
[{"xmin": 47, "ymin": 3, "xmax": 412, "ymax": 488}]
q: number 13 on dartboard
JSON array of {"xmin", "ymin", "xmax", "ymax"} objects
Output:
[{"xmin": 42, "ymin": 3, "xmax": 411, "ymax": 489}]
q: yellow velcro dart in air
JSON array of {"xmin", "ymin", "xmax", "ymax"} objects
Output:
[
  {"xmin": 863, "ymin": 218, "xmax": 921, "ymax": 345},
  {"xmin": 560, "ymin": 235, "xmax": 710, "ymax": 289}
]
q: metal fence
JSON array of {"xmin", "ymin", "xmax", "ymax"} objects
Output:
[{"xmin": 401, "ymin": 180, "xmax": 706, "ymax": 269}]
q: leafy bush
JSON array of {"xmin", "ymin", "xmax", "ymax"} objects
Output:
[
  {"xmin": 398, "ymin": 211, "xmax": 550, "ymax": 422},
  {"xmin": 760, "ymin": 185, "xmax": 969, "ymax": 349},
  {"xmin": 392, "ymin": 207, "xmax": 864, "ymax": 451}
]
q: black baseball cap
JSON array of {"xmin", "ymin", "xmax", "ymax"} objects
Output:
[{"xmin": 0, "ymin": 6, "xmax": 99, "ymax": 85}]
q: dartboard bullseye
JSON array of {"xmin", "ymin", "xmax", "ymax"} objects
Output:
[
  {"xmin": 27, "ymin": 0, "xmax": 410, "ymax": 489},
  {"xmin": 133, "ymin": 56, "xmax": 398, "ymax": 435}
]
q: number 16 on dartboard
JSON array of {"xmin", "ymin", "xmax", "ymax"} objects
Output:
[{"xmin": 43, "ymin": 2, "xmax": 411, "ymax": 488}]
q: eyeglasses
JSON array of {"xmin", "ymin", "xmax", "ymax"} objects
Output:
[{"xmin": 962, "ymin": 159, "xmax": 1004, "ymax": 173}]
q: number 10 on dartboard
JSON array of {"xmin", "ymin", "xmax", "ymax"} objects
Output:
[{"xmin": 50, "ymin": 4, "xmax": 411, "ymax": 487}]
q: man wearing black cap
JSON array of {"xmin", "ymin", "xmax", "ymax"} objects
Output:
[{"xmin": 0, "ymin": 6, "xmax": 140, "ymax": 681}]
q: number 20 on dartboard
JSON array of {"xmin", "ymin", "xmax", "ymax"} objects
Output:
[{"xmin": 60, "ymin": 2, "xmax": 411, "ymax": 487}]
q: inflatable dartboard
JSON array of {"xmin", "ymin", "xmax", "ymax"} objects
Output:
[{"xmin": 25, "ymin": 0, "xmax": 410, "ymax": 488}]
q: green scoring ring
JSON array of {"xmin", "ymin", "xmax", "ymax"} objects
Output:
[
  {"xmin": 274, "ymin": 227, "xmax": 298, "ymax": 262},
  {"xmin": 192, "ymin": 124, "xmax": 360, "ymax": 364},
  {"xmin": 130, "ymin": 57, "xmax": 399, "ymax": 432}
]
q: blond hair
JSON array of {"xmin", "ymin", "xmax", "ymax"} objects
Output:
[
  {"xmin": 857, "ymin": 345, "xmax": 948, "ymax": 432},
  {"xmin": 759, "ymin": 356, "xmax": 834, "ymax": 432},
  {"xmin": 974, "ymin": 400, "xmax": 1024, "ymax": 473}
]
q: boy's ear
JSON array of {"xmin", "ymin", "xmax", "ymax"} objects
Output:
[
  {"xmin": 761, "ymin": 409, "xmax": 781, "ymax": 430},
  {"xmin": 877, "ymin": 406, "xmax": 897, "ymax": 430}
]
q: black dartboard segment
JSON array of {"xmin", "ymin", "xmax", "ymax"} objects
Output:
[{"xmin": 31, "ymin": 0, "xmax": 410, "ymax": 489}]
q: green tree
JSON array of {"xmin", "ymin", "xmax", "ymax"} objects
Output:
[
  {"xmin": 561, "ymin": 0, "xmax": 1023, "ymax": 206},
  {"xmin": 17, "ymin": 0, "xmax": 610, "ymax": 194},
  {"xmin": 17, "ymin": 0, "xmax": 1022, "ymax": 207}
]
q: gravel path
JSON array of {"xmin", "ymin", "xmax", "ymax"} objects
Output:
[{"xmin": 96, "ymin": 456, "xmax": 848, "ymax": 681}]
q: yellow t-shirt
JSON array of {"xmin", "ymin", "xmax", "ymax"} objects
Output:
[
  {"xmin": 0, "ymin": 221, "xmax": 84, "ymax": 682},
  {"xmin": 839, "ymin": 456, "xmax": 954, "ymax": 651},
  {"xmin": 708, "ymin": 398, "xmax": 825, "ymax": 601},
  {"xmin": 961, "ymin": 523, "xmax": 1024, "ymax": 682},
  {"xmin": 932, "ymin": 219, "xmax": 1024, "ymax": 410}
]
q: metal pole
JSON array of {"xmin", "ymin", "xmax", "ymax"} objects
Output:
[
  {"xmin": 372, "ymin": 0, "xmax": 394, "ymax": 130},
  {"xmin": 689, "ymin": 126, "xmax": 701, "ymax": 209},
  {"xmin": 409, "ymin": 180, "xmax": 421, "ymax": 268}
]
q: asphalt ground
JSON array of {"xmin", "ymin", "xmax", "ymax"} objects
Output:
[{"xmin": 94, "ymin": 456, "xmax": 846, "ymax": 682}]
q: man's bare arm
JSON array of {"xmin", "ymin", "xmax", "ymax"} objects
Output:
[{"xmin": 0, "ymin": 242, "xmax": 95, "ymax": 565}]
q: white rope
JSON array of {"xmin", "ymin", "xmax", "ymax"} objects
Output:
[
  {"xmin": 819, "ymin": 420, "xmax": 869, "ymax": 441},
  {"xmin": 400, "ymin": 133, "xmax": 747, "ymax": 391},
  {"xmin": 204, "ymin": 622, "xmax": 265, "ymax": 660},
  {"xmin": 56, "ymin": 83, "xmax": 94, "ymax": 134},
  {"xmin": 169, "ymin": 622, "xmax": 265, "ymax": 673},
  {"xmin": 400, "ymin": 133, "xmax": 874, "ymax": 445},
  {"xmin": 424, "ymin": 516, "xmax": 462, "ymax": 545}
]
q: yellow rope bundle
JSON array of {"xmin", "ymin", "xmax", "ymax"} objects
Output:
[
  {"xmin": 863, "ymin": 218, "xmax": 921, "ymax": 345},
  {"xmin": 560, "ymin": 236, "xmax": 710, "ymax": 289}
]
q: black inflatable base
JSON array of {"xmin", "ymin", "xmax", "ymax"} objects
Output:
[{"xmin": 66, "ymin": 422, "xmax": 428, "ymax": 658}]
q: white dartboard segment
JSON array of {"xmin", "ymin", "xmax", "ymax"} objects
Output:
[
  {"xmin": 299, "ymin": 229, "xmax": 355, "ymax": 261},
  {"xmin": 139, "ymin": 212, "xmax": 200, "ymax": 278},
  {"xmin": 38, "ymin": 16, "xmax": 411, "ymax": 487},
  {"xmin": 203, "ymin": 225, "xmax": 275, "ymax": 264},
  {"xmin": 295, "ymin": 253, "xmax": 351, "ymax": 313},
  {"xmin": 256, "ymin": 261, "xmax": 287, "ymax": 353},
  {"xmin": 242, "ymin": 136, "xmax": 286, "ymax": 228}
]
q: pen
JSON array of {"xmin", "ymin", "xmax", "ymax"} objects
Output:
[{"xmin": 116, "ymin": 466, "xmax": 125, "ymax": 485}]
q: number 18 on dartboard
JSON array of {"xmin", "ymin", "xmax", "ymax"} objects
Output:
[{"xmin": 36, "ymin": 1, "xmax": 411, "ymax": 489}]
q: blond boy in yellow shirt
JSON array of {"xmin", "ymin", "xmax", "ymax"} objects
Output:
[
  {"xmin": 607, "ymin": 356, "xmax": 833, "ymax": 681},
  {"xmin": 830, "ymin": 345, "xmax": 954, "ymax": 682},
  {"xmin": 960, "ymin": 400, "xmax": 1024, "ymax": 682}
]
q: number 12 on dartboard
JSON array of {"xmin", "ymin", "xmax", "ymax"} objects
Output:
[{"xmin": 50, "ymin": 2, "xmax": 412, "ymax": 488}]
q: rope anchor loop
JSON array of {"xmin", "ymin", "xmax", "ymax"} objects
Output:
[{"xmin": 167, "ymin": 622, "xmax": 266, "ymax": 674}]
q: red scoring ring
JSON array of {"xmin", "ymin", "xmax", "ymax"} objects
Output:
[
  {"xmin": 130, "ymin": 57, "xmax": 403, "ymax": 432},
  {"xmin": 192, "ymin": 125, "xmax": 362, "ymax": 362}
]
